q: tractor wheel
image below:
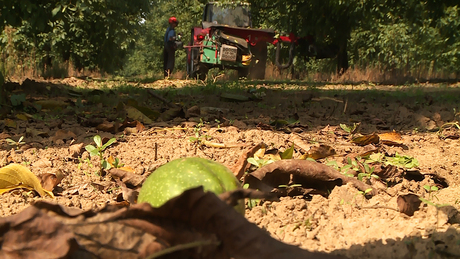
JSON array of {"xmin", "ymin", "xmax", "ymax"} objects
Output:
[{"xmin": 249, "ymin": 42, "xmax": 267, "ymax": 80}]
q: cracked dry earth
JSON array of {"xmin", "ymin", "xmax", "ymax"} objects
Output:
[{"xmin": 1, "ymin": 78, "xmax": 460, "ymax": 258}]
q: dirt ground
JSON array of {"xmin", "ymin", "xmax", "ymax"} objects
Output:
[{"xmin": 2, "ymin": 77, "xmax": 460, "ymax": 258}]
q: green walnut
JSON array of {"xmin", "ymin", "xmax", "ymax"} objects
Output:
[{"xmin": 138, "ymin": 157, "xmax": 244, "ymax": 214}]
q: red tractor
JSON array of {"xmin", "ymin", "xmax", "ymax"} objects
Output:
[{"xmin": 186, "ymin": 2, "xmax": 296, "ymax": 80}]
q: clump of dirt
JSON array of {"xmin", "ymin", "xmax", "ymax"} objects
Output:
[{"xmin": 1, "ymin": 78, "xmax": 460, "ymax": 258}]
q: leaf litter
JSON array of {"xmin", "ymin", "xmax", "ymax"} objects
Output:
[
  {"xmin": 0, "ymin": 187, "xmax": 342, "ymax": 259},
  {"xmin": 2, "ymin": 79, "xmax": 460, "ymax": 258}
]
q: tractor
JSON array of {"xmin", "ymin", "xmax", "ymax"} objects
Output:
[{"xmin": 186, "ymin": 2, "xmax": 295, "ymax": 80}]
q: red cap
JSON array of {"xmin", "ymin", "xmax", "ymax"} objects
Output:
[{"xmin": 169, "ymin": 16, "xmax": 178, "ymax": 24}]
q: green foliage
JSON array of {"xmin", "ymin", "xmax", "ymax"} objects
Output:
[
  {"xmin": 1, "ymin": 0, "xmax": 459, "ymax": 78},
  {"xmin": 419, "ymin": 184, "xmax": 450, "ymax": 208},
  {"xmin": 1, "ymin": 0, "xmax": 150, "ymax": 75},
  {"xmin": 189, "ymin": 119, "xmax": 210, "ymax": 145},
  {"xmin": 122, "ymin": 0, "xmax": 206, "ymax": 76},
  {"xmin": 340, "ymin": 123, "xmax": 360, "ymax": 134},
  {"xmin": 85, "ymin": 135, "xmax": 117, "ymax": 173},
  {"xmin": 247, "ymin": 157, "xmax": 274, "ymax": 168},
  {"xmin": 382, "ymin": 153, "xmax": 419, "ymax": 169}
]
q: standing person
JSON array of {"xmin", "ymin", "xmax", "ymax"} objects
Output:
[{"xmin": 164, "ymin": 16, "xmax": 179, "ymax": 78}]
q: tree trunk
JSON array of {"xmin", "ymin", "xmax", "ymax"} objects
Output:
[{"xmin": 336, "ymin": 37, "xmax": 349, "ymax": 75}]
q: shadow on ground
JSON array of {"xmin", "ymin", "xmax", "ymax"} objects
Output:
[
  {"xmin": 333, "ymin": 225, "xmax": 460, "ymax": 259},
  {"xmin": 2, "ymin": 78, "xmax": 460, "ymax": 148}
]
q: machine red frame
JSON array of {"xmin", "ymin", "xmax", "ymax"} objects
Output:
[{"xmin": 185, "ymin": 2, "xmax": 301, "ymax": 79}]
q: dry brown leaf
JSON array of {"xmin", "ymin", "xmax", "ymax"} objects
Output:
[
  {"xmin": 359, "ymin": 144, "xmax": 379, "ymax": 157},
  {"xmin": 373, "ymin": 165, "xmax": 403, "ymax": 180},
  {"xmin": 107, "ymin": 156, "xmax": 135, "ymax": 173},
  {"xmin": 51, "ymin": 129, "xmax": 77, "ymax": 143},
  {"xmin": 40, "ymin": 170, "xmax": 64, "ymax": 192},
  {"xmin": 253, "ymin": 143, "xmax": 267, "ymax": 160},
  {"xmin": 231, "ymin": 143, "xmax": 266, "ymax": 179},
  {"xmin": 96, "ymin": 121, "xmax": 118, "ymax": 132},
  {"xmin": 115, "ymin": 179, "xmax": 138, "ymax": 204},
  {"xmin": 397, "ymin": 193, "xmax": 422, "ymax": 216},
  {"xmin": 4, "ymin": 118, "xmax": 16, "ymax": 128},
  {"xmin": 0, "ymin": 132, "xmax": 11, "ymax": 140},
  {"xmin": 351, "ymin": 133, "xmax": 380, "ymax": 146},
  {"xmin": 244, "ymin": 159, "xmax": 377, "ymax": 197},
  {"xmin": 289, "ymin": 133, "xmax": 311, "ymax": 152},
  {"xmin": 123, "ymin": 127, "xmax": 138, "ymax": 135},
  {"xmin": 0, "ymin": 164, "xmax": 54, "ymax": 197},
  {"xmin": 109, "ymin": 168, "xmax": 145, "ymax": 187},
  {"xmin": 0, "ymin": 188, "xmax": 343, "ymax": 259},
  {"xmin": 69, "ymin": 143, "xmax": 85, "ymax": 158},
  {"xmin": 0, "ymin": 205, "xmax": 79, "ymax": 259},
  {"xmin": 33, "ymin": 158, "xmax": 52, "ymax": 169},
  {"xmin": 300, "ymin": 144, "xmax": 336, "ymax": 160},
  {"xmin": 26, "ymin": 127, "xmax": 49, "ymax": 138},
  {"xmin": 378, "ymin": 131, "xmax": 404, "ymax": 146},
  {"xmin": 125, "ymin": 105, "xmax": 154, "ymax": 124},
  {"xmin": 136, "ymin": 120, "xmax": 145, "ymax": 132}
]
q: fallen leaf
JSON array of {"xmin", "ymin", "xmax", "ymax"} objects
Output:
[
  {"xmin": 351, "ymin": 133, "xmax": 380, "ymax": 146},
  {"xmin": 359, "ymin": 144, "xmax": 379, "ymax": 157},
  {"xmin": 125, "ymin": 105, "xmax": 154, "ymax": 124},
  {"xmin": 373, "ymin": 165, "xmax": 403, "ymax": 180},
  {"xmin": 135, "ymin": 120, "xmax": 145, "ymax": 132},
  {"xmin": 300, "ymin": 144, "xmax": 336, "ymax": 160},
  {"xmin": 33, "ymin": 158, "xmax": 52, "ymax": 168},
  {"xmin": 69, "ymin": 143, "xmax": 85, "ymax": 158},
  {"xmin": 115, "ymin": 179, "xmax": 138, "ymax": 204},
  {"xmin": 289, "ymin": 134, "xmax": 311, "ymax": 152},
  {"xmin": 51, "ymin": 130, "xmax": 77, "ymax": 143},
  {"xmin": 0, "ymin": 187, "xmax": 343, "ymax": 259},
  {"xmin": 231, "ymin": 143, "xmax": 266, "ymax": 179},
  {"xmin": 4, "ymin": 119, "xmax": 16, "ymax": 128},
  {"xmin": 253, "ymin": 143, "xmax": 267, "ymax": 160},
  {"xmin": 132, "ymin": 105, "xmax": 161, "ymax": 121},
  {"xmin": 397, "ymin": 193, "xmax": 422, "ymax": 216},
  {"xmin": 26, "ymin": 127, "xmax": 49, "ymax": 138},
  {"xmin": 280, "ymin": 144, "xmax": 295, "ymax": 159},
  {"xmin": 96, "ymin": 121, "xmax": 118, "ymax": 132},
  {"xmin": 378, "ymin": 131, "xmax": 404, "ymax": 146},
  {"xmin": 0, "ymin": 204, "xmax": 79, "ymax": 259},
  {"xmin": 256, "ymin": 122, "xmax": 273, "ymax": 131},
  {"xmin": 109, "ymin": 168, "xmax": 145, "ymax": 187},
  {"xmin": 0, "ymin": 164, "xmax": 54, "ymax": 197},
  {"xmin": 39, "ymin": 170, "xmax": 64, "ymax": 191},
  {"xmin": 15, "ymin": 113, "xmax": 29, "ymax": 121},
  {"xmin": 244, "ymin": 159, "xmax": 376, "ymax": 197},
  {"xmin": 123, "ymin": 127, "xmax": 138, "ymax": 135}
]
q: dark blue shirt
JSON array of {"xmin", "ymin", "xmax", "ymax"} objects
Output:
[{"xmin": 164, "ymin": 26, "xmax": 176, "ymax": 45}]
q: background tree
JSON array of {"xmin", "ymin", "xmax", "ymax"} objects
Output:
[
  {"xmin": 0, "ymin": 0, "xmax": 150, "ymax": 76},
  {"xmin": 0, "ymin": 0, "xmax": 150, "ymax": 109}
]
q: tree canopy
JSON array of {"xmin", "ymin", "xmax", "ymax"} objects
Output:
[
  {"xmin": 1, "ymin": 0, "xmax": 150, "ymax": 74},
  {"xmin": 1, "ymin": 0, "xmax": 459, "ymax": 78}
]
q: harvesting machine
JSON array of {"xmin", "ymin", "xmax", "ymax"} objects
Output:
[{"xmin": 186, "ymin": 2, "xmax": 297, "ymax": 80}]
